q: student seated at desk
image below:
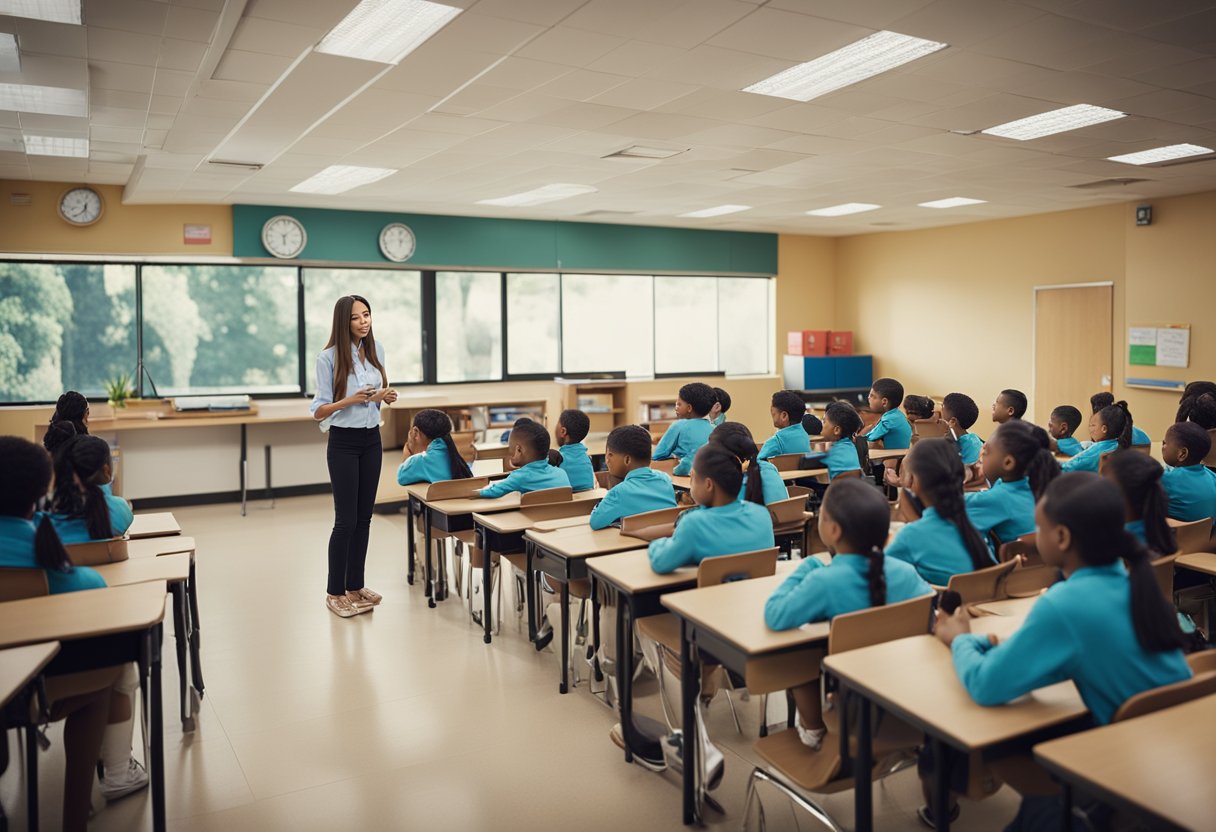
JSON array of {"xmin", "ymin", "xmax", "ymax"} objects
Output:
[
  {"xmin": 1161, "ymin": 422, "xmax": 1216, "ymax": 526},
  {"xmin": 43, "ymin": 390, "xmax": 91, "ymax": 453},
  {"xmin": 758, "ymin": 390, "xmax": 813, "ymax": 459},
  {"xmin": 800, "ymin": 401, "xmax": 867, "ymax": 482},
  {"xmin": 1103, "ymin": 450, "xmax": 1176, "ymax": 554},
  {"xmin": 903, "ymin": 394, "xmax": 935, "ymax": 424},
  {"xmin": 935, "ymin": 474, "xmax": 1191, "ymax": 831},
  {"xmin": 711, "ymin": 421, "xmax": 787, "ymax": 505},
  {"xmin": 588, "ymin": 425, "xmax": 676, "ymax": 530},
  {"xmin": 965, "ymin": 421, "xmax": 1060, "ymax": 548},
  {"xmin": 765, "ymin": 479, "xmax": 932, "ymax": 749},
  {"xmin": 478, "ymin": 418, "xmax": 570, "ymax": 498},
  {"xmin": 991, "ymin": 388, "xmax": 1027, "ymax": 426},
  {"xmin": 549, "ymin": 408, "xmax": 595, "ymax": 492},
  {"xmin": 941, "ymin": 392, "xmax": 984, "ymax": 481},
  {"xmin": 1092, "ymin": 391, "xmax": 1151, "ymax": 446},
  {"xmin": 652, "ymin": 383, "xmax": 715, "ymax": 476},
  {"xmin": 1178, "ymin": 390, "xmax": 1216, "ymax": 429},
  {"xmin": 1047, "ymin": 404, "xmax": 1084, "ymax": 457},
  {"xmin": 886, "ymin": 439, "xmax": 995, "ymax": 586},
  {"xmin": 397, "ymin": 409, "xmax": 474, "ymax": 485},
  {"xmin": 45, "ymin": 431, "xmax": 133, "ymax": 544},
  {"xmin": 708, "ymin": 386, "xmax": 731, "ymax": 427},
  {"xmin": 864, "ymin": 377, "xmax": 912, "ymax": 450},
  {"xmin": 1062, "ymin": 401, "xmax": 1131, "ymax": 473}
]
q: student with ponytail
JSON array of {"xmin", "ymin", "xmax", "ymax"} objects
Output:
[
  {"xmin": 765, "ymin": 478, "xmax": 932, "ymax": 748},
  {"xmin": 709, "ymin": 421, "xmax": 787, "ymax": 505},
  {"xmin": 1103, "ymin": 449, "xmax": 1177, "ymax": 553},
  {"xmin": 44, "ymin": 390, "xmax": 90, "ymax": 450},
  {"xmin": 886, "ymin": 438, "xmax": 994, "ymax": 585},
  {"xmin": 965, "ymin": 420, "xmax": 1060, "ymax": 547},
  {"xmin": 396, "ymin": 409, "xmax": 474, "ymax": 485},
  {"xmin": 1064, "ymin": 398, "xmax": 1132, "ymax": 472},
  {"xmin": 49, "ymin": 434, "xmax": 134, "ymax": 544}
]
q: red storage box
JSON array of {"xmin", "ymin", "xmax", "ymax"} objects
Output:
[
  {"xmin": 829, "ymin": 330, "xmax": 854, "ymax": 355},
  {"xmin": 787, "ymin": 330, "xmax": 829, "ymax": 356}
]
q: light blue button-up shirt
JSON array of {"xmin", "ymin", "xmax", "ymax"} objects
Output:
[
  {"xmin": 1061, "ymin": 438, "xmax": 1119, "ymax": 473},
  {"xmin": 557, "ymin": 442, "xmax": 596, "ymax": 492},
  {"xmin": 653, "ymin": 418, "xmax": 714, "ymax": 476},
  {"xmin": 758, "ymin": 424, "xmax": 811, "ymax": 460},
  {"xmin": 865, "ymin": 408, "xmax": 912, "ymax": 449},
  {"xmin": 647, "ymin": 500, "xmax": 774, "ymax": 574},
  {"xmin": 310, "ymin": 341, "xmax": 385, "ymax": 430},
  {"xmin": 0, "ymin": 516, "xmax": 107, "ymax": 594},
  {"xmin": 478, "ymin": 459, "xmax": 570, "ymax": 499},
  {"xmin": 957, "ymin": 431, "xmax": 984, "ymax": 465},
  {"xmin": 589, "ymin": 467, "xmax": 677, "ymax": 530},
  {"xmin": 764, "ymin": 552, "xmax": 933, "ymax": 631}
]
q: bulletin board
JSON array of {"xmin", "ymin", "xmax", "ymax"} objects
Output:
[{"xmin": 1128, "ymin": 325, "xmax": 1190, "ymax": 368}]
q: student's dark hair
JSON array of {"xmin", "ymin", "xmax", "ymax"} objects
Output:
[
  {"xmin": 51, "ymin": 435, "xmax": 114, "ymax": 541},
  {"xmin": 710, "ymin": 421, "xmax": 763, "ymax": 505},
  {"xmin": 1186, "ymin": 393, "xmax": 1216, "ymax": 430},
  {"xmin": 606, "ymin": 425, "xmax": 652, "ymax": 461},
  {"xmin": 1105, "ymin": 450, "xmax": 1176, "ymax": 556},
  {"xmin": 43, "ymin": 419, "xmax": 79, "ymax": 456},
  {"xmin": 712, "ymin": 387, "xmax": 731, "ymax": 415},
  {"xmin": 1168, "ymin": 421, "xmax": 1212, "ymax": 465},
  {"xmin": 1090, "ymin": 391, "xmax": 1115, "ymax": 414},
  {"xmin": 692, "ymin": 444, "xmax": 743, "ymax": 497},
  {"xmin": 0, "ymin": 437, "xmax": 77, "ymax": 573},
  {"xmin": 559, "ymin": 408, "xmax": 591, "ymax": 443},
  {"xmin": 1051, "ymin": 405, "xmax": 1083, "ymax": 436},
  {"xmin": 871, "ymin": 377, "xmax": 905, "ymax": 408},
  {"xmin": 510, "ymin": 417, "xmax": 550, "ymax": 458},
  {"xmin": 801, "ymin": 413, "xmax": 823, "ymax": 436},
  {"xmin": 1041, "ymin": 473, "xmax": 1186, "ymax": 653},
  {"xmin": 942, "ymin": 393, "xmax": 979, "ymax": 430},
  {"xmin": 1098, "ymin": 401, "xmax": 1134, "ymax": 449},
  {"xmin": 679, "ymin": 383, "xmax": 716, "ymax": 417},
  {"xmin": 993, "ymin": 420, "xmax": 1060, "ymax": 499},
  {"xmin": 822, "ymin": 477, "xmax": 888, "ymax": 607},
  {"xmin": 1175, "ymin": 381, "xmax": 1216, "ymax": 422},
  {"xmin": 771, "ymin": 390, "xmax": 806, "ymax": 426},
  {"xmin": 903, "ymin": 395, "xmax": 934, "ymax": 421},
  {"xmin": 825, "ymin": 400, "xmax": 870, "ymax": 470},
  {"xmin": 48, "ymin": 391, "xmax": 89, "ymax": 438},
  {"xmin": 412, "ymin": 409, "xmax": 472, "ymax": 479},
  {"xmin": 999, "ymin": 389, "xmax": 1028, "ymax": 419},
  {"xmin": 906, "ymin": 439, "xmax": 991, "ymax": 571}
]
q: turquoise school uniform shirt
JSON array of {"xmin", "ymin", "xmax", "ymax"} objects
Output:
[
  {"xmin": 740, "ymin": 460, "xmax": 788, "ymax": 505},
  {"xmin": 1125, "ymin": 519, "xmax": 1147, "ymax": 546},
  {"xmin": 886, "ymin": 507, "xmax": 993, "ymax": 586},
  {"xmin": 965, "ymin": 477, "xmax": 1034, "ymax": 545},
  {"xmin": 648, "ymin": 500, "xmax": 774, "ymax": 574},
  {"xmin": 710, "ymin": 413, "xmax": 726, "ymax": 428},
  {"xmin": 1056, "ymin": 436, "xmax": 1083, "ymax": 457},
  {"xmin": 764, "ymin": 553, "xmax": 933, "ymax": 631},
  {"xmin": 950, "ymin": 563, "xmax": 1191, "ymax": 725},
  {"xmin": 957, "ymin": 432, "xmax": 984, "ymax": 465},
  {"xmin": 49, "ymin": 491, "xmax": 134, "ymax": 545},
  {"xmin": 865, "ymin": 409, "xmax": 912, "ymax": 449},
  {"xmin": 824, "ymin": 438, "xmax": 862, "ymax": 479},
  {"xmin": 397, "ymin": 438, "xmax": 457, "ymax": 485},
  {"xmin": 556, "ymin": 442, "xmax": 595, "ymax": 492},
  {"xmin": 1061, "ymin": 439, "xmax": 1119, "ymax": 473},
  {"xmin": 652, "ymin": 418, "xmax": 714, "ymax": 476},
  {"xmin": 1131, "ymin": 426, "xmax": 1151, "ymax": 447},
  {"xmin": 588, "ymin": 467, "xmax": 676, "ymax": 530},
  {"xmin": 0, "ymin": 516, "xmax": 107, "ymax": 594},
  {"xmin": 1162, "ymin": 464, "xmax": 1216, "ymax": 524},
  {"xmin": 758, "ymin": 424, "xmax": 811, "ymax": 460},
  {"xmin": 478, "ymin": 459, "xmax": 570, "ymax": 499}
]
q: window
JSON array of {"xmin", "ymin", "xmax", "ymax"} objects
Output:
[
  {"xmin": 140, "ymin": 265, "xmax": 299, "ymax": 395},
  {"xmin": 561, "ymin": 274, "xmax": 654, "ymax": 378},
  {"xmin": 718, "ymin": 277, "xmax": 771, "ymax": 375},
  {"xmin": 654, "ymin": 276, "xmax": 719, "ymax": 375},
  {"xmin": 506, "ymin": 273, "xmax": 560, "ymax": 376},
  {"xmin": 0, "ymin": 262, "xmax": 136, "ymax": 402},
  {"xmin": 303, "ymin": 268, "xmax": 423, "ymax": 391},
  {"xmin": 436, "ymin": 271, "xmax": 502, "ymax": 382}
]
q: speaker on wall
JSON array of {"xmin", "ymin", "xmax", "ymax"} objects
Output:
[{"xmin": 1135, "ymin": 204, "xmax": 1152, "ymax": 226}]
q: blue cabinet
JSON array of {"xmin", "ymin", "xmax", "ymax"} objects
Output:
[{"xmin": 783, "ymin": 355, "xmax": 873, "ymax": 392}]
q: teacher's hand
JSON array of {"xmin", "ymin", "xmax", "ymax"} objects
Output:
[
  {"xmin": 383, "ymin": 388, "xmax": 398, "ymax": 404},
  {"xmin": 346, "ymin": 386, "xmax": 374, "ymax": 407}
]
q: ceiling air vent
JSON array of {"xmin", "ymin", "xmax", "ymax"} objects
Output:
[
  {"xmin": 1070, "ymin": 178, "xmax": 1149, "ymax": 189},
  {"xmin": 603, "ymin": 145, "xmax": 687, "ymax": 160},
  {"xmin": 207, "ymin": 159, "xmax": 264, "ymax": 171}
]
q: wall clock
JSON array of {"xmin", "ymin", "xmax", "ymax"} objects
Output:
[
  {"xmin": 379, "ymin": 222, "xmax": 416, "ymax": 262},
  {"xmin": 58, "ymin": 186, "xmax": 104, "ymax": 226},
  {"xmin": 261, "ymin": 215, "xmax": 307, "ymax": 259}
]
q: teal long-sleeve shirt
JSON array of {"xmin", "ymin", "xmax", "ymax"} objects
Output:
[
  {"xmin": 1162, "ymin": 464, "xmax": 1216, "ymax": 525},
  {"xmin": 478, "ymin": 459, "xmax": 570, "ymax": 499},
  {"xmin": 556, "ymin": 442, "xmax": 596, "ymax": 492},
  {"xmin": 957, "ymin": 432, "xmax": 983, "ymax": 465},
  {"xmin": 865, "ymin": 409, "xmax": 912, "ymax": 449},
  {"xmin": 740, "ymin": 460, "xmax": 788, "ymax": 505},
  {"xmin": 758, "ymin": 424, "xmax": 811, "ymax": 460},
  {"xmin": 49, "ymin": 488, "xmax": 134, "ymax": 545},
  {"xmin": 588, "ymin": 467, "xmax": 676, "ymax": 530},
  {"xmin": 965, "ymin": 477, "xmax": 1035, "ymax": 546},
  {"xmin": 0, "ymin": 516, "xmax": 107, "ymax": 594},
  {"xmin": 885, "ymin": 506, "xmax": 993, "ymax": 586},
  {"xmin": 1055, "ymin": 436, "xmax": 1083, "ymax": 457},
  {"xmin": 950, "ymin": 562, "xmax": 1191, "ymax": 725},
  {"xmin": 647, "ymin": 500, "xmax": 774, "ymax": 574},
  {"xmin": 397, "ymin": 438, "xmax": 458, "ymax": 485},
  {"xmin": 764, "ymin": 553, "xmax": 933, "ymax": 631},
  {"xmin": 652, "ymin": 418, "xmax": 714, "ymax": 476},
  {"xmin": 1060, "ymin": 439, "xmax": 1119, "ymax": 473}
]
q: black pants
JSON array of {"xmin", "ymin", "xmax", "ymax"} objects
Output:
[{"xmin": 326, "ymin": 427, "xmax": 382, "ymax": 596}]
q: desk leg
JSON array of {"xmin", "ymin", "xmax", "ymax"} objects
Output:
[
  {"xmin": 240, "ymin": 424, "xmax": 247, "ymax": 518},
  {"xmin": 264, "ymin": 445, "xmax": 274, "ymax": 509},
  {"xmin": 615, "ymin": 596, "xmax": 633, "ymax": 763},
  {"xmin": 424, "ymin": 509, "xmax": 435, "ymax": 608},
  {"xmin": 171, "ymin": 584, "xmax": 191, "ymax": 731},
  {"xmin": 482, "ymin": 547, "xmax": 492, "ymax": 645},
  {"xmin": 187, "ymin": 557, "xmax": 204, "ymax": 697},
  {"xmin": 1060, "ymin": 783, "xmax": 1072, "ymax": 832},
  {"xmin": 680, "ymin": 618, "xmax": 698, "ymax": 825},
  {"xmin": 24, "ymin": 725, "xmax": 37, "ymax": 832},
  {"xmin": 525, "ymin": 542, "xmax": 538, "ymax": 644},
  {"xmin": 855, "ymin": 692, "xmax": 873, "ymax": 832},
  {"xmin": 590, "ymin": 575, "xmax": 602, "ymax": 684},
  {"xmin": 148, "ymin": 624, "xmax": 166, "ymax": 832},
  {"xmin": 406, "ymin": 497, "xmax": 416, "ymax": 586},
  {"xmin": 931, "ymin": 736, "xmax": 951, "ymax": 832},
  {"xmin": 559, "ymin": 580, "xmax": 570, "ymax": 694}
]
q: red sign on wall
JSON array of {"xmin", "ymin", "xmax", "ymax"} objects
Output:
[{"xmin": 183, "ymin": 224, "xmax": 211, "ymax": 244}]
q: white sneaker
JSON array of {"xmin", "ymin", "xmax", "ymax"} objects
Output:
[
  {"xmin": 795, "ymin": 722, "xmax": 827, "ymax": 750},
  {"xmin": 100, "ymin": 757, "xmax": 149, "ymax": 801}
]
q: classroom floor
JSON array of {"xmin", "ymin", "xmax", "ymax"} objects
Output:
[{"xmin": 2, "ymin": 494, "xmax": 1023, "ymax": 831}]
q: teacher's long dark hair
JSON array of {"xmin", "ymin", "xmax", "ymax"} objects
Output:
[{"xmin": 326, "ymin": 294, "xmax": 386, "ymax": 402}]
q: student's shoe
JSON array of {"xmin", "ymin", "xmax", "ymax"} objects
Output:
[
  {"xmin": 326, "ymin": 594, "xmax": 360, "ymax": 618},
  {"xmin": 916, "ymin": 803, "xmax": 960, "ymax": 830},
  {"xmin": 609, "ymin": 723, "xmax": 665, "ymax": 772},
  {"xmin": 795, "ymin": 723, "xmax": 827, "ymax": 751},
  {"xmin": 100, "ymin": 758, "xmax": 149, "ymax": 801}
]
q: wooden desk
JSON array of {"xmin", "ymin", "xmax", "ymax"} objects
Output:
[
  {"xmin": 868, "ymin": 448, "xmax": 910, "ymax": 462},
  {"xmin": 823, "ymin": 635, "xmax": 1088, "ymax": 832},
  {"xmin": 661, "ymin": 574, "xmax": 832, "ymax": 824},
  {"xmin": 1175, "ymin": 552, "xmax": 1216, "ymax": 577},
  {"xmin": 670, "ymin": 467, "xmax": 815, "ymax": 491},
  {"xmin": 0, "ymin": 642, "xmax": 60, "ymax": 831},
  {"xmin": 126, "ymin": 512, "xmax": 181, "ymax": 539},
  {"xmin": 95, "ymin": 553, "xmax": 190, "ymax": 587},
  {"xmin": 1034, "ymin": 694, "xmax": 1216, "ymax": 832},
  {"xmin": 375, "ymin": 456, "xmax": 506, "ymax": 507},
  {"xmin": 971, "ymin": 595, "xmax": 1038, "ymax": 619},
  {"xmin": 127, "ymin": 535, "xmax": 196, "ymax": 559},
  {"xmin": 0, "ymin": 642, "xmax": 59, "ymax": 707},
  {"xmin": 0, "ymin": 583, "xmax": 171, "ymax": 831}
]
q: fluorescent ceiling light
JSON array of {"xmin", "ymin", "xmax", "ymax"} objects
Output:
[
  {"xmin": 23, "ymin": 134, "xmax": 87, "ymax": 157},
  {"xmin": 477, "ymin": 183, "xmax": 597, "ymax": 207},
  {"xmin": 0, "ymin": 33, "xmax": 18, "ymax": 73},
  {"xmin": 0, "ymin": 82, "xmax": 87, "ymax": 116},
  {"xmin": 806, "ymin": 202, "xmax": 880, "ymax": 217},
  {"xmin": 0, "ymin": 0, "xmax": 80, "ymax": 24},
  {"xmin": 982, "ymin": 104, "xmax": 1125, "ymax": 141},
  {"xmin": 605, "ymin": 145, "xmax": 687, "ymax": 160},
  {"xmin": 680, "ymin": 204, "xmax": 751, "ymax": 218},
  {"xmin": 316, "ymin": 0, "xmax": 461, "ymax": 65},
  {"xmin": 742, "ymin": 30, "xmax": 947, "ymax": 102},
  {"xmin": 289, "ymin": 165, "xmax": 397, "ymax": 194},
  {"xmin": 918, "ymin": 196, "xmax": 987, "ymax": 209},
  {"xmin": 1107, "ymin": 143, "xmax": 1214, "ymax": 166}
]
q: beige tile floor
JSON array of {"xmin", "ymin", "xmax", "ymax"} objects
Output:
[{"xmin": 2, "ymin": 494, "xmax": 1023, "ymax": 831}]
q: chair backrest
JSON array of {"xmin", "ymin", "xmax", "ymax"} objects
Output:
[
  {"xmin": 997, "ymin": 534, "xmax": 1040, "ymax": 565},
  {"xmin": 1151, "ymin": 553, "xmax": 1180, "ymax": 601},
  {"xmin": 519, "ymin": 486, "xmax": 573, "ymax": 506},
  {"xmin": 695, "ymin": 547, "xmax": 778, "ymax": 588},
  {"xmin": 828, "ymin": 594, "xmax": 935, "ymax": 655},
  {"xmin": 945, "ymin": 558, "xmax": 1019, "ymax": 604},
  {"xmin": 1186, "ymin": 650, "xmax": 1216, "ymax": 675},
  {"xmin": 650, "ymin": 458, "xmax": 677, "ymax": 475},
  {"xmin": 1003, "ymin": 562, "xmax": 1059, "ymax": 598},
  {"xmin": 64, "ymin": 537, "xmax": 129, "ymax": 566},
  {"xmin": 595, "ymin": 470, "xmax": 622, "ymax": 489},
  {"xmin": 0, "ymin": 568, "xmax": 49, "ymax": 602},
  {"xmin": 768, "ymin": 495, "xmax": 809, "ymax": 527},
  {"xmin": 450, "ymin": 430, "xmax": 477, "ymax": 462},
  {"xmin": 833, "ymin": 469, "xmax": 863, "ymax": 481},
  {"xmin": 911, "ymin": 419, "xmax": 948, "ymax": 441},
  {"xmin": 786, "ymin": 484, "xmax": 812, "ymax": 500},
  {"xmin": 767, "ymin": 453, "xmax": 804, "ymax": 472},
  {"xmin": 620, "ymin": 504, "xmax": 691, "ymax": 535},
  {"xmin": 1111, "ymin": 670, "xmax": 1216, "ymax": 723},
  {"xmin": 1132, "ymin": 444, "xmax": 1152, "ymax": 455},
  {"xmin": 520, "ymin": 500, "xmax": 596, "ymax": 523},
  {"xmin": 424, "ymin": 476, "xmax": 488, "ymax": 501},
  {"xmin": 1168, "ymin": 517, "xmax": 1213, "ymax": 554}
]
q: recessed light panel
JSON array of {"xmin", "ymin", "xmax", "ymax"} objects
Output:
[
  {"xmin": 1107, "ymin": 143, "xmax": 1214, "ymax": 165},
  {"xmin": 477, "ymin": 184, "xmax": 597, "ymax": 207},
  {"xmin": 290, "ymin": 165, "xmax": 398, "ymax": 194},
  {"xmin": 918, "ymin": 197, "xmax": 987, "ymax": 209},
  {"xmin": 982, "ymin": 104, "xmax": 1125, "ymax": 141},
  {"xmin": 23, "ymin": 134, "xmax": 88, "ymax": 157},
  {"xmin": 316, "ymin": 0, "xmax": 461, "ymax": 65},
  {"xmin": 806, "ymin": 202, "xmax": 880, "ymax": 217},
  {"xmin": 0, "ymin": 83, "xmax": 87, "ymax": 116},
  {"xmin": 0, "ymin": 33, "xmax": 19, "ymax": 73},
  {"xmin": 0, "ymin": 0, "xmax": 80, "ymax": 25},
  {"xmin": 679, "ymin": 204, "xmax": 751, "ymax": 218}
]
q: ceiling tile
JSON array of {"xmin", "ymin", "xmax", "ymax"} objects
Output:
[
  {"xmin": 86, "ymin": 26, "xmax": 162, "ymax": 65},
  {"xmin": 471, "ymin": 0, "xmax": 589, "ymax": 26},
  {"xmin": 427, "ymin": 11, "xmax": 545, "ymax": 55},
  {"xmin": 533, "ymin": 69, "xmax": 630, "ymax": 101},
  {"xmin": 15, "ymin": 19, "xmax": 87, "ymax": 58},
  {"xmin": 157, "ymin": 38, "xmax": 209, "ymax": 73},
  {"xmin": 83, "ymin": 0, "xmax": 168, "ymax": 36},
  {"xmin": 90, "ymin": 88, "xmax": 151, "ymax": 111},
  {"xmin": 211, "ymin": 49, "xmax": 295, "ymax": 85},
  {"xmin": 89, "ymin": 60, "xmax": 156, "ymax": 92},
  {"xmin": 431, "ymin": 83, "xmax": 520, "ymax": 116},
  {"xmin": 589, "ymin": 77, "xmax": 699, "ymax": 110},
  {"xmin": 586, "ymin": 40, "xmax": 685, "ymax": 77},
  {"xmin": 645, "ymin": 44, "xmax": 793, "ymax": 90},
  {"xmin": 244, "ymin": 0, "xmax": 356, "ymax": 31},
  {"xmin": 529, "ymin": 101, "xmax": 638, "ymax": 130},
  {"xmin": 766, "ymin": 0, "xmax": 938, "ymax": 29},
  {"xmin": 707, "ymin": 8, "xmax": 869, "ymax": 61},
  {"xmin": 516, "ymin": 26, "xmax": 627, "ymax": 67},
  {"xmin": 635, "ymin": 0, "xmax": 757, "ymax": 50},
  {"xmin": 227, "ymin": 16, "xmax": 322, "ymax": 58},
  {"xmin": 163, "ymin": 4, "xmax": 219, "ymax": 42},
  {"xmin": 90, "ymin": 124, "xmax": 143, "ymax": 143},
  {"xmin": 561, "ymin": 0, "xmax": 684, "ymax": 39},
  {"xmin": 376, "ymin": 46, "xmax": 501, "ymax": 96},
  {"xmin": 90, "ymin": 105, "xmax": 147, "ymax": 127}
]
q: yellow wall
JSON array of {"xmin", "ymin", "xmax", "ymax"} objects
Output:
[
  {"xmin": 0, "ymin": 180, "xmax": 233, "ymax": 255},
  {"xmin": 775, "ymin": 234, "xmax": 836, "ymax": 364}
]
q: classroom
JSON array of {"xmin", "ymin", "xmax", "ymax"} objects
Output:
[{"xmin": 1, "ymin": 0, "xmax": 1215, "ymax": 830}]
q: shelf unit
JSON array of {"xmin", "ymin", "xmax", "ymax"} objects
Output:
[
  {"xmin": 560, "ymin": 380, "xmax": 628, "ymax": 439},
  {"xmin": 638, "ymin": 394, "xmax": 679, "ymax": 437}
]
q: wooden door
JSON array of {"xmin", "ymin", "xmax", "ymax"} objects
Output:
[{"xmin": 1034, "ymin": 285, "xmax": 1112, "ymax": 424}]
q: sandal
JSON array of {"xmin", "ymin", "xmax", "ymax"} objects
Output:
[
  {"xmin": 326, "ymin": 594, "xmax": 360, "ymax": 618},
  {"xmin": 350, "ymin": 587, "xmax": 382, "ymax": 606}
]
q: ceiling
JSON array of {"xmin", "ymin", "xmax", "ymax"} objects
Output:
[{"xmin": 1, "ymin": 0, "xmax": 1215, "ymax": 235}]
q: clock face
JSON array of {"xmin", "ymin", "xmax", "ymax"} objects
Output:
[
  {"xmin": 58, "ymin": 187, "xmax": 103, "ymax": 226},
  {"xmin": 261, "ymin": 215, "xmax": 307, "ymax": 259},
  {"xmin": 379, "ymin": 223, "xmax": 416, "ymax": 262}
]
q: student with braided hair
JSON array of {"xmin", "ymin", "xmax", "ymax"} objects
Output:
[
  {"xmin": 709, "ymin": 421, "xmax": 787, "ymax": 505},
  {"xmin": 966, "ymin": 420, "xmax": 1060, "ymax": 548},
  {"xmin": 1091, "ymin": 391, "xmax": 1151, "ymax": 446},
  {"xmin": 1103, "ymin": 450, "xmax": 1177, "ymax": 554},
  {"xmin": 48, "ymin": 434, "xmax": 133, "ymax": 544},
  {"xmin": 1063, "ymin": 400, "xmax": 1133, "ymax": 472},
  {"xmin": 43, "ymin": 390, "xmax": 90, "ymax": 453},
  {"xmin": 396, "ymin": 409, "xmax": 474, "ymax": 484}
]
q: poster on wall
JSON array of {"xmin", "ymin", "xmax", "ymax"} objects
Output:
[{"xmin": 1128, "ymin": 325, "xmax": 1190, "ymax": 368}]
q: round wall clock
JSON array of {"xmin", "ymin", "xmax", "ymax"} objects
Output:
[
  {"xmin": 379, "ymin": 222, "xmax": 416, "ymax": 262},
  {"xmin": 261, "ymin": 215, "xmax": 307, "ymax": 259},
  {"xmin": 58, "ymin": 186, "xmax": 104, "ymax": 226}
]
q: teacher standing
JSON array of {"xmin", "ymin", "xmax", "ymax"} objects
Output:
[{"xmin": 311, "ymin": 294, "xmax": 398, "ymax": 618}]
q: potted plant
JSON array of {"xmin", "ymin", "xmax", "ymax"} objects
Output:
[{"xmin": 105, "ymin": 374, "xmax": 133, "ymax": 410}]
